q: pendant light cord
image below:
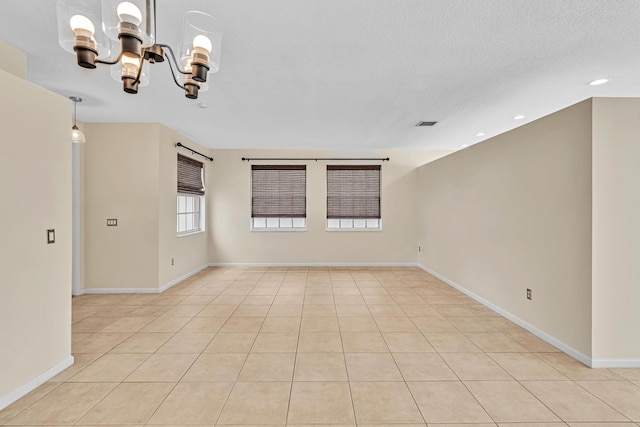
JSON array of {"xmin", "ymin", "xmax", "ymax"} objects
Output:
[
  {"xmin": 69, "ymin": 96, "xmax": 82, "ymax": 128},
  {"xmin": 153, "ymin": 0, "xmax": 157, "ymax": 38}
]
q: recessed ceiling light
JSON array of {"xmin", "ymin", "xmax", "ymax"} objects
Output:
[
  {"xmin": 513, "ymin": 115, "xmax": 526, "ymax": 120},
  {"xmin": 460, "ymin": 144, "xmax": 469, "ymax": 148},
  {"xmin": 476, "ymin": 132, "xmax": 485, "ymax": 137},
  {"xmin": 589, "ymin": 78, "xmax": 609, "ymax": 86}
]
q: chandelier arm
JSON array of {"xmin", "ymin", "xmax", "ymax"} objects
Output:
[
  {"xmin": 131, "ymin": 56, "xmax": 144, "ymax": 85},
  {"xmin": 95, "ymin": 51, "xmax": 124, "ymax": 66},
  {"xmin": 156, "ymin": 44, "xmax": 190, "ymax": 75},
  {"xmin": 163, "ymin": 51, "xmax": 188, "ymax": 90}
]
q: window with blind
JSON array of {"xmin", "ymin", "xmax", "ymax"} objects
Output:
[
  {"xmin": 177, "ymin": 154, "xmax": 205, "ymax": 235},
  {"xmin": 326, "ymin": 165, "xmax": 381, "ymax": 230},
  {"xmin": 251, "ymin": 165, "xmax": 307, "ymax": 230}
]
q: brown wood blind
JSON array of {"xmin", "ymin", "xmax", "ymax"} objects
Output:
[
  {"xmin": 327, "ymin": 165, "xmax": 381, "ymax": 219},
  {"xmin": 177, "ymin": 154, "xmax": 205, "ymax": 195},
  {"xmin": 251, "ymin": 165, "xmax": 306, "ymax": 218}
]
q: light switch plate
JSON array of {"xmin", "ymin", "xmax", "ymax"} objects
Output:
[
  {"xmin": 107, "ymin": 219, "xmax": 118, "ymax": 226},
  {"xmin": 47, "ymin": 229, "xmax": 55, "ymax": 244}
]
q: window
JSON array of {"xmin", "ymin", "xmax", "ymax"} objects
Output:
[
  {"xmin": 177, "ymin": 154, "xmax": 205, "ymax": 234},
  {"xmin": 251, "ymin": 165, "xmax": 306, "ymax": 230},
  {"xmin": 327, "ymin": 165, "xmax": 381, "ymax": 230},
  {"xmin": 177, "ymin": 194, "xmax": 203, "ymax": 234}
]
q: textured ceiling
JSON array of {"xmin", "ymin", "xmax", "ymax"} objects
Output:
[{"xmin": 1, "ymin": 0, "xmax": 639, "ymax": 150}]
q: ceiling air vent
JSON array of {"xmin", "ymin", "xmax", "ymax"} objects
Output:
[{"xmin": 416, "ymin": 121, "xmax": 437, "ymax": 127}]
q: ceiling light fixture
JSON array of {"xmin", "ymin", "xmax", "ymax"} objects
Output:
[
  {"xmin": 69, "ymin": 96, "xmax": 85, "ymax": 143},
  {"xmin": 589, "ymin": 78, "xmax": 609, "ymax": 86},
  {"xmin": 513, "ymin": 115, "xmax": 526, "ymax": 120},
  {"xmin": 56, "ymin": 0, "xmax": 222, "ymax": 99}
]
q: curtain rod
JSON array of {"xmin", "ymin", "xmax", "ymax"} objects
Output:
[
  {"xmin": 242, "ymin": 157, "xmax": 390, "ymax": 162},
  {"xmin": 176, "ymin": 142, "xmax": 214, "ymax": 162}
]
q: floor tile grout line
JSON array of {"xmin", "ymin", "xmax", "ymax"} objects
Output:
[
  {"xmin": 514, "ymin": 377, "xmax": 596, "ymax": 424},
  {"xmin": 377, "ymin": 300, "xmax": 429, "ymax": 426},
  {"xmin": 484, "ymin": 351, "xmax": 570, "ymax": 381},
  {"xmin": 562, "ymin": 377, "xmax": 634, "ymax": 422},
  {"xmin": 282, "ymin": 279, "xmax": 305, "ymax": 425},
  {"xmin": 0, "ymin": 382, "xmax": 63, "ymax": 425},
  {"xmin": 213, "ymin": 271, "xmax": 278, "ymax": 425},
  {"xmin": 423, "ymin": 337, "xmax": 499, "ymax": 426},
  {"xmin": 334, "ymin": 276, "xmax": 359, "ymax": 425}
]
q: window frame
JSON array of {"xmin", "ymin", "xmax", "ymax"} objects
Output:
[
  {"xmin": 326, "ymin": 164, "xmax": 382, "ymax": 231},
  {"xmin": 176, "ymin": 154, "xmax": 205, "ymax": 236},
  {"xmin": 250, "ymin": 165, "xmax": 307, "ymax": 231},
  {"xmin": 177, "ymin": 193, "xmax": 205, "ymax": 236}
]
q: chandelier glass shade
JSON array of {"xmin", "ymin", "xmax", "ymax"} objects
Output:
[{"xmin": 56, "ymin": 0, "xmax": 221, "ymax": 99}]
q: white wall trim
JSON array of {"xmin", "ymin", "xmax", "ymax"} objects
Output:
[
  {"xmin": 81, "ymin": 288, "xmax": 160, "ymax": 294},
  {"xmin": 208, "ymin": 262, "xmax": 417, "ymax": 267},
  {"xmin": 0, "ymin": 356, "xmax": 74, "ymax": 412},
  {"xmin": 591, "ymin": 359, "xmax": 640, "ymax": 368},
  {"xmin": 418, "ymin": 263, "xmax": 594, "ymax": 368},
  {"xmin": 159, "ymin": 264, "xmax": 209, "ymax": 293},
  {"xmin": 80, "ymin": 264, "xmax": 209, "ymax": 295}
]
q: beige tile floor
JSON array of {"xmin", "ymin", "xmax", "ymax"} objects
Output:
[{"xmin": 2, "ymin": 266, "xmax": 640, "ymax": 427}]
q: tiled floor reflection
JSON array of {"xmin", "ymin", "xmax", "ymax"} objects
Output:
[{"xmin": 2, "ymin": 266, "xmax": 640, "ymax": 427}]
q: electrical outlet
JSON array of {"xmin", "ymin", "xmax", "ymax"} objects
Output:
[
  {"xmin": 171, "ymin": 258, "xmax": 174, "ymax": 266},
  {"xmin": 526, "ymin": 288, "xmax": 532, "ymax": 300}
]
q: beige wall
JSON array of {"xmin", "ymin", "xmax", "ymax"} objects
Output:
[
  {"xmin": 0, "ymin": 39, "xmax": 26, "ymax": 79},
  {"xmin": 158, "ymin": 125, "xmax": 209, "ymax": 287},
  {"xmin": 83, "ymin": 123, "xmax": 160, "ymax": 290},
  {"xmin": 208, "ymin": 149, "xmax": 450, "ymax": 265},
  {"xmin": 417, "ymin": 100, "xmax": 594, "ymax": 359},
  {"xmin": 591, "ymin": 98, "xmax": 640, "ymax": 362},
  {"xmin": 83, "ymin": 123, "xmax": 210, "ymax": 291},
  {"xmin": 0, "ymin": 69, "xmax": 72, "ymax": 406}
]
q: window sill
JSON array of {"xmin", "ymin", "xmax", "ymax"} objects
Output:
[
  {"xmin": 177, "ymin": 230, "xmax": 205, "ymax": 237},
  {"xmin": 326, "ymin": 228, "xmax": 382, "ymax": 232},
  {"xmin": 251, "ymin": 228, "xmax": 307, "ymax": 232}
]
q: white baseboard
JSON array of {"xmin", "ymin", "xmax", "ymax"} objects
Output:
[
  {"xmin": 79, "ymin": 264, "xmax": 209, "ymax": 295},
  {"xmin": 81, "ymin": 287, "xmax": 159, "ymax": 294},
  {"xmin": 159, "ymin": 264, "xmax": 209, "ymax": 292},
  {"xmin": 417, "ymin": 263, "xmax": 594, "ymax": 368},
  {"xmin": 591, "ymin": 359, "xmax": 640, "ymax": 368},
  {"xmin": 0, "ymin": 356, "xmax": 74, "ymax": 412},
  {"xmin": 208, "ymin": 262, "xmax": 417, "ymax": 267}
]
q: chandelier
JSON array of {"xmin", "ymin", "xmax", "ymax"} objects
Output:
[{"xmin": 56, "ymin": 0, "xmax": 222, "ymax": 99}]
